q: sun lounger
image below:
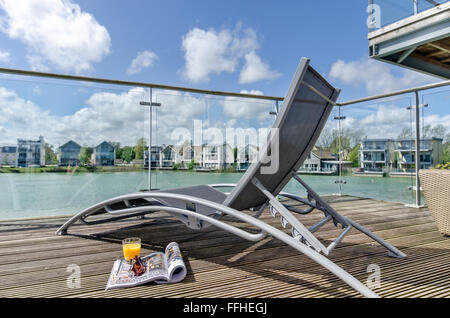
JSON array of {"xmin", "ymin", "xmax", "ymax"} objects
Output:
[{"xmin": 56, "ymin": 58, "xmax": 405, "ymax": 298}]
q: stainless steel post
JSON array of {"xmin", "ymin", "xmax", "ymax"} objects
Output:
[
  {"xmin": 149, "ymin": 88, "xmax": 152, "ymax": 191},
  {"xmin": 414, "ymin": 90, "xmax": 421, "ymax": 207}
]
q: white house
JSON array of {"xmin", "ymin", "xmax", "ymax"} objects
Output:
[
  {"xmin": 236, "ymin": 144, "xmax": 259, "ymax": 171},
  {"xmin": 202, "ymin": 143, "xmax": 233, "ymax": 170}
]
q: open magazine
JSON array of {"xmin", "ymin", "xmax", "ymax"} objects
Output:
[{"xmin": 105, "ymin": 242, "xmax": 186, "ymax": 290}]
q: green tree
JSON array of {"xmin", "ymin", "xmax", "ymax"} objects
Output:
[
  {"xmin": 330, "ymin": 136, "xmax": 351, "ymax": 157},
  {"xmin": 115, "ymin": 147, "xmax": 123, "ymax": 160},
  {"xmin": 188, "ymin": 159, "xmax": 198, "ymax": 170},
  {"xmin": 121, "ymin": 146, "xmax": 135, "ymax": 163},
  {"xmin": 133, "ymin": 137, "xmax": 146, "ymax": 160},
  {"xmin": 79, "ymin": 147, "xmax": 93, "ymax": 166},
  {"xmin": 44, "ymin": 143, "xmax": 57, "ymax": 165},
  {"xmin": 442, "ymin": 134, "xmax": 450, "ymax": 164},
  {"xmin": 348, "ymin": 144, "xmax": 360, "ymax": 167}
]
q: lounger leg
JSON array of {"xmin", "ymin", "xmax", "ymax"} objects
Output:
[
  {"xmin": 346, "ymin": 218, "xmax": 406, "ymax": 258},
  {"xmin": 290, "ymin": 172, "xmax": 406, "ymax": 259}
]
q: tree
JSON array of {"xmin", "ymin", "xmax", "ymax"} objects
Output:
[
  {"xmin": 317, "ymin": 127, "xmax": 364, "ymax": 152},
  {"xmin": 44, "ymin": 143, "xmax": 57, "ymax": 165},
  {"xmin": 79, "ymin": 147, "xmax": 93, "ymax": 166},
  {"xmin": 442, "ymin": 134, "xmax": 450, "ymax": 164},
  {"xmin": 316, "ymin": 127, "xmax": 334, "ymax": 149},
  {"xmin": 423, "ymin": 124, "xmax": 446, "ymax": 139},
  {"xmin": 133, "ymin": 137, "xmax": 146, "ymax": 160},
  {"xmin": 121, "ymin": 146, "xmax": 135, "ymax": 163},
  {"xmin": 188, "ymin": 159, "xmax": 197, "ymax": 170},
  {"xmin": 398, "ymin": 127, "xmax": 413, "ymax": 139},
  {"xmin": 348, "ymin": 144, "xmax": 360, "ymax": 167},
  {"xmin": 115, "ymin": 147, "xmax": 123, "ymax": 160}
]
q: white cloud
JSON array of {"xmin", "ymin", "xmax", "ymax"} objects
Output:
[
  {"xmin": 0, "ymin": 0, "xmax": 111, "ymax": 73},
  {"xmin": 221, "ymin": 90, "xmax": 272, "ymax": 122},
  {"xmin": 0, "ymin": 85, "xmax": 214, "ymax": 147},
  {"xmin": 339, "ymin": 105, "xmax": 450, "ymax": 140},
  {"xmin": 0, "ymin": 49, "xmax": 10, "ymax": 63},
  {"xmin": 239, "ymin": 51, "xmax": 280, "ymax": 84},
  {"xmin": 181, "ymin": 24, "xmax": 262, "ymax": 83},
  {"xmin": 127, "ymin": 50, "xmax": 158, "ymax": 75},
  {"xmin": 329, "ymin": 58, "xmax": 438, "ymax": 95}
]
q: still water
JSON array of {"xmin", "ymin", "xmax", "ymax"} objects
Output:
[{"xmin": 0, "ymin": 171, "xmax": 420, "ymax": 219}]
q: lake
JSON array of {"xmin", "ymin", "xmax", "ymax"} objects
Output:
[{"xmin": 0, "ymin": 171, "xmax": 421, "ymax": 219}]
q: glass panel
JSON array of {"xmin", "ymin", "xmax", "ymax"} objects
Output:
[
  {"xmin": 333, "ymin": 96, "xmax": 421, "ymax": 205},
  {"xmin": 0, "ymin": 74, "xmax": 147, "ymax": 218},
  {"xmin": 151, "ymin": 90, "xmax": 276, "ymax": 191},
  {"xmin": 370, "ymin": 0, "xmax": 449, "ymax": 29},
  {"xmin": 422, "ymin": 88, "xmax": 450, "ymax": 170}
]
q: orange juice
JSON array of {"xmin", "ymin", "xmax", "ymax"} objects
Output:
[{"xmin": 122, "ymin": 238, "xmax": 141, "ymax": 261}]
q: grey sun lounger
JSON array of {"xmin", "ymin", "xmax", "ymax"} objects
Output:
[{"xmin": 56, "ymin": 58, "xmax": 405, "ymax": 298}]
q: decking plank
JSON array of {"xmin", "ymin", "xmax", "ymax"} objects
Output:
[{"xmin": 0, "ymin": 195, "xmax": 448, "ymax": 298}]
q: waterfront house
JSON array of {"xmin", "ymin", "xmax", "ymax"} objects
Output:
[
  {"xmin": 159, "ymin": 145, "xmax": 178, "ymax": 168},
  {"xmin": 177, "ymin": 141, "xmax": 203, "ymax": 168},
  {"xmin": 237, "ymin": 144, "xmax": 259, "ymax": 171},
  {"xmin": 202, "ymin": 143, "xmax": 233, "ymax": 170},
  {"xmin": 93, "ymin": 141, "xmax": 115, "ymax": 166},
  {"xmin": 300, "ymin": 147, "xmax": 337, "ymax": 172},
  {"xmin": 144, "ymin": 146, "xmax": 163, "ymax": 168},
  {"xmin": 394, "ymin": 137, "xmax": 443, "ymax": 171},
  {"xmin": 0, "ymin": 145, "xmax": 17, "ymax": 166},
  {"xmin": 359, "ymin": 139, "xmax": 395, "ymax": 172},
  {"xmin": 58, "ymin": 140, "xmax": 81, "ymax": 166},
  {"xmin": 16, "ymin": 136, "xmax": 45, "ymax": 167}
]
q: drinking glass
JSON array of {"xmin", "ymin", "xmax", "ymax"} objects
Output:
[{"xmin": 122, "ymin": 237, "xmax": 141, "ymax": 263}]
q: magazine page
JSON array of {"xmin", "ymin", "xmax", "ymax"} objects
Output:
[
  {"xmin": 105, "ymin": 252, "xmax": 168, "ymax": 290},
  {"xmin": 157, "ymin": 242, "xmax": 187, "ymax": 284}
]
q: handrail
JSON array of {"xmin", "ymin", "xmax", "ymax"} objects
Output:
[
  {"xmin": 0, "ymin": 66, "xmax": 449, "ymax": 106},
  {"xmin": 0, "ymin": 67, "xmax": 283, "ymax": 102},
  {"xmin": 336, "ymin": 80, "xmax": 450, "ymax": 106}
]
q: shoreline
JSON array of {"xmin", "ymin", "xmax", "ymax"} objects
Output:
[{"xmin": 0, "ymin": 166, "xmax": 241, "ymax": 174}]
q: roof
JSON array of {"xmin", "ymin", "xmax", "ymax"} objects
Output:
[
  {"xmin": 94, "ymin": 141, "xmax": 114, "ymax": 151},
  {"xmin": 0, "ymin": 146, "xmax": 17, "ymax": 153},
  {"xmin": 59, "ymin": 140, "xmax": 81, "ymax": 149},
  {"xmin": 311, "ymin": 149, "xmax": 336, "ymax": 160},
  {"xmin": 396, "ymin": 137, "xmax": 443, "ymax": 142}
]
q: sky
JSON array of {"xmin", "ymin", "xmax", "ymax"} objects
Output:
[{"xmin": 0, "ymin": 0, "xmax": 448, "ymax": 148}]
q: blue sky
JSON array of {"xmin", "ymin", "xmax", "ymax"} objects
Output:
[{"xmin": 0, "ymin": 0, "xmax": 447, "ymax": 147}]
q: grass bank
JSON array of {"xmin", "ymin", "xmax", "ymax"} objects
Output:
[{"xmin": 0, "ymin": 165, "xmax": 146, "ymax": 174}]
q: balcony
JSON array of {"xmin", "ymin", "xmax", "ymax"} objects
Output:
[{"xmin": 368, "ymin": 0, "xmax": 450, "ymax": 78}]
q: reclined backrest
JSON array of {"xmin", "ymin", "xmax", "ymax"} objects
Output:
[{"xmin": 223, "ymin": 57, "xmax": 340, "ymax": 211}]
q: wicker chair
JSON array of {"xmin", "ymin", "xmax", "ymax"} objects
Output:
[{"xmin": 419, "ymin": 169, "xmax": 450, "ymax": 236}]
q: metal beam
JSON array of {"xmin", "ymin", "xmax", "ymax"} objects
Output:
[
  {"xmin": 397, "ymin": 46, "xmax": 417, "ymax": 63},
  {"xmin": 337, "ymin": 79, "xmax": 450, "ymax": 106},
  {"xmin": 0, "ymin": 65, "xmax": 449, "ymax": 108},
  {"xmin": 0, "ymin": 67, "xmax": 283, "ymax": 102}
]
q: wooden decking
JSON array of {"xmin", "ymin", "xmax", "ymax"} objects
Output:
[{"xmin": 0, "ymin": 196, "xmax": 449, "ymax": 298}]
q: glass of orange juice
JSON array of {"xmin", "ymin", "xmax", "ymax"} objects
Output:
[{"xmin": 122, "ymin": 237, "xmax": 141, "ymax": 263}]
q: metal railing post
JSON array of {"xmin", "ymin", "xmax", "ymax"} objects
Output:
[
  {"xmin": 149, "ymin": 87, "xmax": 153, "ymax": 191},
  {"xmin": 414, "ymin": 90, "xmax": 421, "ymax": 207},
  {"xmin": 414, "ymin": 0, "xmax": 419, "ymax": 14}
]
